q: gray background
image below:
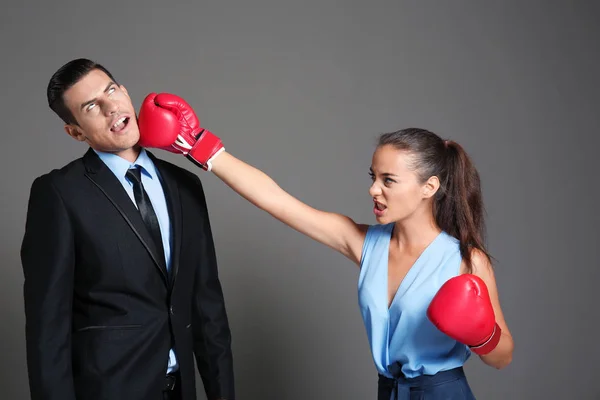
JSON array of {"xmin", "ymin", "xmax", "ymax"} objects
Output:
[{"xmin": 1, "ymin": 0, "xmax": 598, "ymax": 399}]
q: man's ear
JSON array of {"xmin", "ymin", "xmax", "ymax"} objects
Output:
[{"xmin": 64, "ymin": 124, "xmax": 87, "ymax": 142}]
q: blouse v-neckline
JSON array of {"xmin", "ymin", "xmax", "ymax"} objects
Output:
[{"xmin": 385, "ymin": 229, "xmax": 444, "ymax": 311}]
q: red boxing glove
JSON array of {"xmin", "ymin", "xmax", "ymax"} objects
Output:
[
  {"xmin": 427, "ymin": 274, "xmax": 501, "ymax": 355},
  {"xmin": 137, "ymin": 93, "xmax": 224, "ymax": 171}
]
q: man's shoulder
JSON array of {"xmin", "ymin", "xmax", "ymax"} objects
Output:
[
  {"xmin": 34, "ymin": 156, "xmax": 86, "ymax": 186},
  {"xmin": 25, "ymin": 155, "xmax": 88, "ymax": 203}
]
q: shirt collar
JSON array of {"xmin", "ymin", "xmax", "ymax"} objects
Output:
[{"xmin": 93, "ymin": 148, "xmax": 158, "ymax": 180}]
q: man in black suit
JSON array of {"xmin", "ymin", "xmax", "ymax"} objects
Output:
[{"xmin": 20, "ymin": 58, "xmax": 235, "ymax": 400}]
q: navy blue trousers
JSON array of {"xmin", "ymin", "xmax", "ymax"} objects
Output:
[{"xmin": 378, "ymin": 364, "xmax": 476, "ymax": 400}]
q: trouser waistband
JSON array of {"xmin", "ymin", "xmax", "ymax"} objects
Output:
[{"xmin": 378, "ymin": 365, "xmax": 466, "ymax": 399}]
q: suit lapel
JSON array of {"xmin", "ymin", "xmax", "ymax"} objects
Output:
[
  {"xmin": 149, "ymin": 152, "xmax": 182, "ymax": 291},
  {"xmin": 82, "ymin": 148, "xmax": 169, "ymax": 285}
]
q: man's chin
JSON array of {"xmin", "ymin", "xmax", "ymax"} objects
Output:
[
  {"xmin": 91, "ymin": 136, "xmax": 140, "ymax": 156},
  {"xmin": 116, "ymin": 130, "xmax": 140, "ymax": 147}
]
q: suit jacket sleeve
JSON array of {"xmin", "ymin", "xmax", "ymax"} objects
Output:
[
  {"xmin": 21, "ymin": 175, "xmax": 76, "ymax": 400},
  {"xmin": 190, "ymin": 175, "xmax": 235, "ymax": 400}
]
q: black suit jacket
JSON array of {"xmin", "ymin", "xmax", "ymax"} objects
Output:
[{"xmin": 20, "ymin": 148, "xmax": 235, "ymax": 400}]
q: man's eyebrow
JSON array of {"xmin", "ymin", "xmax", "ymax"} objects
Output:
[{"xmin": 80, "ymin": 82, "xmax": 116, "ymax": 110}]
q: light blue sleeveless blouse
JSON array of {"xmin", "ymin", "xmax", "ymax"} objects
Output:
[{"xmin": 358, "ymin": 223, "xmax": 471, "ymax": 379}]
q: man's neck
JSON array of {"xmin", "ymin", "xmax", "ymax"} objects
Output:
[{"xmin": 104, "ymin": 145, "xmax": 141, "ymax": 163}]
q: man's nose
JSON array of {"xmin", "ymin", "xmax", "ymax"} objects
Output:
[{"xmin": 104, "ymin": 99, "xmax": 119, "ymax": 116}]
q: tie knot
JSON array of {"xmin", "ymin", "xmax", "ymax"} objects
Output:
[{"xmin": 126, "ymin": 166, "xmax": 142, "ymax": 184}]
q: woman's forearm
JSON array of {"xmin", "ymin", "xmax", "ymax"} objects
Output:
[
  {"xmin": 210, "ymin": 150, "xmax": 287, "ymax": 215},
  {"xmin": 478, "ymin": 331, "xmax": 513, "ymax": 369}
]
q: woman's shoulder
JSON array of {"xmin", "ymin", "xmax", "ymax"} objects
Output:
[{"xmin": 360, "ymin": 223, "xmax": 394, "ymax": 256}]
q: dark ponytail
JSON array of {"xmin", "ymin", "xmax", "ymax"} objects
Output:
[
  {"xmin": 377, "ymin": 129, "xmax": 490, "ymax": 272},
  {"xmin": 435, "ymin": 140, "xmax": 490, "ymax": 271}
]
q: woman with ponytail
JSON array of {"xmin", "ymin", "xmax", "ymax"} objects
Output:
[{"xmin": 138, "ymin": 94, "xmax": 515, "ymax": 400}]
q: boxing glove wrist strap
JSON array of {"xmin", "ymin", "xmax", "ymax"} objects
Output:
[
  {"xmin": 469, "ymin": 322, "xmax": 502, "ymax": 355},
  {"xmin": 186, "ymin": 129, "xmax": 224, "ymax": 171}
]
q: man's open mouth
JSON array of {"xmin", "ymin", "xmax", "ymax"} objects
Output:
[{"xmin": 111, "ymin": 116, "xmax": 130, "ymax": 132}]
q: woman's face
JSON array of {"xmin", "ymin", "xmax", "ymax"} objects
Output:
[{"xmin": 368, "ymin": 145, "xmax": 438, "ymax": 224}]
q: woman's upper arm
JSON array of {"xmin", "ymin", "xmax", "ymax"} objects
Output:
[{"xmin": 274, "ymin": 191, "xmax": 368, "ymax": 265}]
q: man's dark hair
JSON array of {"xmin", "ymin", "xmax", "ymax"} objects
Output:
[{"xmin": 47, "ymin": 58, "xmax": 118, "ymax": 125}]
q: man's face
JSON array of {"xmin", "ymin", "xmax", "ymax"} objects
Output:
[{"xmin": 63, "ymin": 69, "xmax": 140, "ymax": 158}]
